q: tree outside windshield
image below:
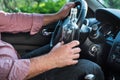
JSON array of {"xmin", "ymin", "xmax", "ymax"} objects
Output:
[
  {"xmin": 0, "ymin": 0, "xmax": 67, "ymax": 13},
  {"xmin": 99, "ymin": 0, "xmax": 120, "ymax": 9}
]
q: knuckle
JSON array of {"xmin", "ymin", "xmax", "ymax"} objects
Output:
[
  {"xmin": 64, "ymin": 44, "xmax": 70, "ymax": 48},
  {"xmin": 70, "ymin": 50, "xmax": 74, "ymax": 54},
  {"xmin": 65, "ymin": 3, "xmax": 70, "ymax": 8},
  {"xmin": 66, "ymin": 3, "xmax": 71, "ymax": 6},
  {"xmin": 72, "ymin": 41, "xmax": 80, "ymax": 46}
]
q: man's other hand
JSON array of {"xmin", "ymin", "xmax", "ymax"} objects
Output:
[
  {"xmin": 48, "ymin": 40, "xmax": 81, "ymax": 68},
  {"xmin": 56, "ymin": 2, "xmax": 75, "ymax": 19}
]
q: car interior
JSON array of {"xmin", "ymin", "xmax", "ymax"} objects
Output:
[{"xmin": 1, "ymin": 0, "xmax": 120, "ymax": 80}]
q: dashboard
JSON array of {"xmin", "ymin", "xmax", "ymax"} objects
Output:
[{"xmin": 79, "ymin": 8, "xmax": 120, "ymax": 71}]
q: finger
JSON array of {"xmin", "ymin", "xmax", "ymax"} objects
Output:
[
  {"xmin": 71, "ymin": 60, "xmax": 79, "ymax": 65},
  {"xmin": 64, "ymin": 2, "xmax": 75, "ymax": 11},
  {"xmin": 72, "ymin": 53, "xmax": 80, "ymax": 59},
  {"xmin": 72, "ymin": 47, "xmax": 81, "ymax": 53},
  {"xmin": 67, "ymin": 40, "xmax": 80, "ymax": 48}
]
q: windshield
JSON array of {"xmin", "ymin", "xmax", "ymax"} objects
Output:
[{"xmin": 98, "ymin": 0, "xmax": 120, "ymax": 9}]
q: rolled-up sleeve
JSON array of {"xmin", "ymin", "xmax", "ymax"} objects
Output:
[
  {"xmin": 30, "ymin": 13, "xmax": 43, "ymax": 35},
  {"xmin": 8, "ymin": 59, "xmax": 30, "ymax": 80},
  {"xmin": 0, "ymin": 58, "xmax": 30, "ymax": 80},
  {"xmin": 0, "ymin": 11, "xmax": 43, "ymax": 35},
  {"xmin": 0, "ymin": 40, "xmax": 31, "ymax": 80}
]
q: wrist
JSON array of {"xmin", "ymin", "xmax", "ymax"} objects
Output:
[
  {"xmin": 53, "ymin": 13, "xmax": 61, "ymax": 21},
  {"xmin": 43, "ymin": 13, "xmax": 60, "ymax": 26},
  {"xmin": 46, "ymin": 53, "xmax": 58, "ymax": 68}
]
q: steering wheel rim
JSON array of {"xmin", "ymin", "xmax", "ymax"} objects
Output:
[{"xmin": 50, "ymin": 0, "xmax": 88, "ymax": 47}]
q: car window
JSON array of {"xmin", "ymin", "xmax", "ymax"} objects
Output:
[
  {"xmin": 98, "ymin": 0, "xmax": 120, "ymax": 9},
  {"xmin": 0, "ymin": 0, "xmax": 68, "ymax": 13}
]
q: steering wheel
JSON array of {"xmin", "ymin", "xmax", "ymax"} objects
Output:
[{"xmin": 50, "ymin": 0, "xmax": 88, "ymax": 47}]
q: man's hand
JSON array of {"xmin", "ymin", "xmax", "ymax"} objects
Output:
[
  {"xmin": 26, "ymin": 40, "xmax": 80, "ymax": 79},
  {"xmin": 48, "ymin": 40, "xmax": 81, "ymax": 68},
  {"xmin": 43, "ymin": 2, "xmax": 75, "ymax": 26},
  {"xmin": 56, "ymin": 2, "xmax": 75, "ymax": 19}
]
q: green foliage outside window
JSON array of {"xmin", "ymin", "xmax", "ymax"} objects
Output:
[
  {"xmin": 101, "ymin": 0, "xmax": 120, "ymax": 9},
  {"xmin": 0, "ymin": 0, "xmax": 67, "ymax": 13}
]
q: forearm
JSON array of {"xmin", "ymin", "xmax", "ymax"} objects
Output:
[
  {"xmin": 25, "ymin": 53, "xmax": 56, "ymax": 79},
  {"xmin": 43, "ymin": 13, "xmax": 60, "ymax": 26}
]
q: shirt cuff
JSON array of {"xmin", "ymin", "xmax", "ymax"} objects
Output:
[
  {"xmin": 8, "ymin": 59, "xmax": 30, "ymax": 80},
  {"xmin": 30, "ymin": 14, "xmax": 44, "ymax": 35}
]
